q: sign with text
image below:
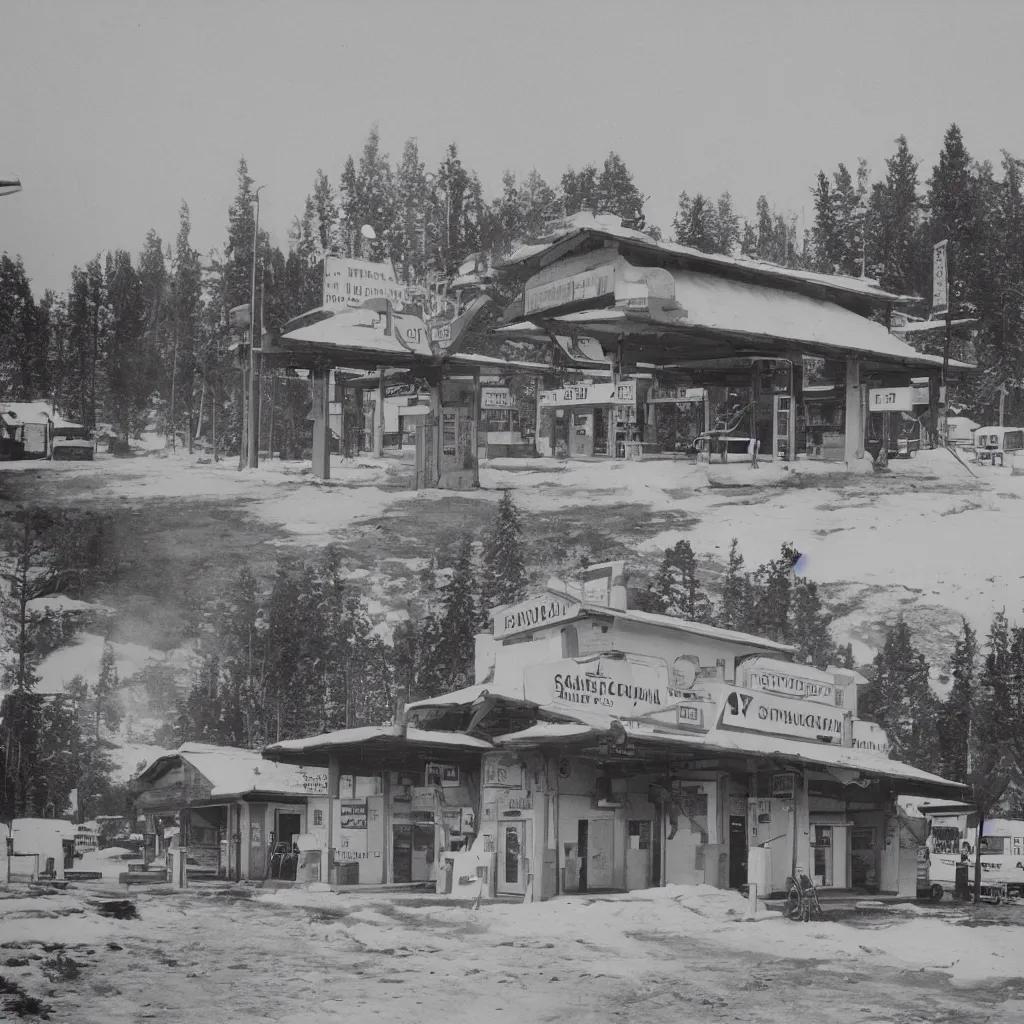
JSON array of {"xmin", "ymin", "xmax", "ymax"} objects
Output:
[
  {"xmin": 338, "ymin": 801, "xmax": 367, "ymax": 830},
  {"xmin": 481, "ymin": 387, "xmax": 514, "ymax": 410},
  {"xmin": 300, "ymin": 768, "xmax": 329, "ymax": 795},
  {"xmin": 538, "ymin": 382, "xmax": 637, "ymax": 408},
  {"xmin": 522, "ymin": 656, "xmax": 670, "ymax": 724},
  {"xmin": 719, "ymin": 688, "xmax": 846, "ymax": 743},
  {"xmin": 323, "ymin": 256, "xmax": 413, "ymax": 310},
  {"xmin": 851, "ymin": 720, "xmax": 891, "ymax": 757},
  {"xmin": 493, "ymin": 593, "xmax": 582, "ymax": 639},
  {"xmin": 932, "ymin": 240, "xmax": 948, "ymax": 314},
  {"xmin": 483, "ymin": 752, "xmax": 525, "ymax": 790},
  {"xmin": 524, "ymin": 264, "xmax": 616, "ymax": 316},
  {"xmin": 745, "ymin": 665, "xmax": 842, "ymax": 707},
  {"xmin": 868, "ymin": 387, "xmax": 914, "ymax": 414},
  {"xmin": 648, "ymin": 386, "xmax": 704, "ymax": 404}
]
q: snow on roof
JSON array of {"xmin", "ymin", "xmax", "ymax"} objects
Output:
[
  {"xmin": 623, "ymin": 727, "xmax": 962, "ymax": 790},
  {"xmin": 140, "ymin": 743, "xmax": 311, "ymax": 799},
  {"xmin": 593, "ymin": 606, "xmax": 797, "ymax": 654},
  {"xmin": 893, "ymin": 318, "xmax": 977, "ymax": 334},
  {"xmin": 405, "ymin": 683, "xmax": 492, "ymax": 713},
  {"xmin": 502, "ymin": 220, "xmax": 916, "ymax": 305},
  {"xmin": 668, "ymin": 270, "xmax": 973, "ymax": 371},
  {"xmin": 494, "ymin": 722, "xmax": 600, "ymax": 744},
  {"xmin": 263, "ymin": 724, "xmax": 494, "ymax": 756}
]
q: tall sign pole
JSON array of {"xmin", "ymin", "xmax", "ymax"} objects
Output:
[
  {"xmin": 247, "ymin": 186, "xmax": 265, "ymax": 469},
  {"xmin": 932, "ymin": 239, "xmax": 949, "ymax": 448}
]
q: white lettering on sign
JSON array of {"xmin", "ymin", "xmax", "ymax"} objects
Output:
[
  {"xmin": 322, "ymin": 256, "xmax": 412, "ymax": 309},
  {"xmin": 720, "ymin": 689, "xmax": 846, "ymax": 742},
  {"xmin": 493, "ymin": 594, "xmax": 581, "ymax": 639},
  {"xmin": 524, "ymin": 267, "xmax": 616, "ymax": 315},
  {"xmin": 747, "ymin": 669, "xmax": 842, "ymax": 707},
  {"xmin": 430, "ymin": 323, "xmax": 452, "ymax": 343},
  {"xmin": 481, "ymin": 388, "xmax": 514, "ymax": 410},
  {"xmin": 868, "ymin": 388, "xmax": 914, "ymax": 414}
]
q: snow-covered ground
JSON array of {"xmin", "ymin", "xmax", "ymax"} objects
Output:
[{"xmin": 0, "ymin": 882, "xmax": 1021, "ymax": 1023}]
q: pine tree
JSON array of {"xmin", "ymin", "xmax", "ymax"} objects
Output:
[
  {"xmin": 481, "ymin": 491, "xmax": 528, "ymax": 612},
  {"xmin": 224, "ymin": 157, "xmax": 258, "ymax": 311},
  {"xmin": 594, "ymin": 152, "xmax": 646, "ymax": 230},
  {"xmin": 755, "ymin": 196, "xmax": 775, "ymax": 261},
  {"xmin": 417, "ymin": 536, "xmax": 483, "ymax": 698},
  {"xmin": 647, "ymin": 539, "xmax": 714, "ymax": 623},
  {"xmin": 938, "ymin": 618, "xmax": 977, "ymax": 783},
  {"xmin": 560, "ymin": 164, "xmax": 598, "ymax": 216},
  {"xmin": 101, "ymin": 249, "xmax": 149, "ymax": 442},
  {"xmin": 790, "ymin": 578, "xmax": 835, "ymax": 668},
  {"xmin": 392, "ymin": 140, "xmax": 430, "ymax": 282},
  {"xmin": 93, "ymin": 642, "xmax": 121, "ymax": 740},
  {"xmin": 740, "ymin": 221, "xmax": 758, "ymax": 257},
  {"xmin": 718, "ymin": 539, "xmax": 753, "ymax": 630},
  {"xmin": 0, "ymin": 254, "xmax": 43, "ymax": 401},
  {"xmin": 751, "ymin": 543, "xmax": 799, "ymax": 642},
  {"xmin": 171, "ymin": 203, "xmax": 203, "ymax": 452},
  {"xmin": 672, "ymin": 192, "xmax": 719, "ymax": 253},
  {"xmin": 354, "ymin": 125, "xmax": 395, "ymax": 262},
  {"xmin": 311, "ymin": 168, "xmax": 339, "ymax": 254},
  {"xmin": 865, "ymin": 136, "xmax": 922, "ymax": 294},
  {"xmin": 715, "ymin": 192, "xmax": 740, "ymax": 254},
  {"xmin": 861, "ymin": 618, "xmax": 941, "ymax": 772}
]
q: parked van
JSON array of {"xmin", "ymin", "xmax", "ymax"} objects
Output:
[{"xmin": 974, "ymin": 426, "xmax": 1024, "ymax": 466}]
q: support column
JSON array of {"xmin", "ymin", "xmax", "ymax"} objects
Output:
[
  {"xmin": 471, "ymin": 367, "xmax": 482, "ymax": 488},
  {"xmin": 787, "ymin": 357, "xmax": 799, "ymax": 462},
  {"xmin": 326, "ymin": 752, "xmax": 340, "ymax": 886},
  {"xmin": 928, "ymin": 373, "xmax": 941, "ymax": 449},
  {"xmin": 844, "ymin": 357, "xmax": 862, "ymax": 467},
  {"xmin": 311, "ymin": 366, "xmax": 331, "ymax": 480},
  {"xmin": 534, "ymin": 375, "xmax": 543, "ymax": 456},
  {"xmin": 337, "ymin": 381, "xmax": 346, "ymax": 458},
  {"xmin": 374, "ymin": 367, "xmax": 385, "ymax": 458}
]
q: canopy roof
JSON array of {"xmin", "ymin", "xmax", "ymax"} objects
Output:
[
  {"xmin": 502, "ymin": 268, "xmax": 974, "ymax": 375},
  {"xmin": 262, "ymin": 724, "xmax": 493, "ymax": 770},
  {"xmin": 501, "ymin": 217, "xmax": 917, "ymax": 308}
]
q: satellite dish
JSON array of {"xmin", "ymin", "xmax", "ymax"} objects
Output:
[{"xmin": 360, "ymin": 224, "xmax": 376, "ymax": 241}]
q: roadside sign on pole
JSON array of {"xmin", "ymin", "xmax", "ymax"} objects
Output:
[{"xmin": 932, "ymin": 240, "xmax": 949, "ymax": 314}]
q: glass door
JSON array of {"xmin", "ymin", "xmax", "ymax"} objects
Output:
[
  {"xmin": 498, "ymin": 821, "xmax": 526, "ymax": 895},
  {"xmin": 813, "ymin": 825, "xmax": 833, "ymax": 886}
]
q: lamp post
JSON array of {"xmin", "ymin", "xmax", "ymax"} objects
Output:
[
  {"xmin": 247, "ymin": 186, "xmax": 264, "ymax": 469},
  {"xmin": 0, "ymin": 178, "xmax": 22, "ymax": 198}
]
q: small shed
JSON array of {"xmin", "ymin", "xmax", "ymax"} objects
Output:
[{"xmin": 132, "ymin": 743, "xmax": 320, "ymax": 881}]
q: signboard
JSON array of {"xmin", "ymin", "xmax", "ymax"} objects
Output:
[
  {"xmin": 385, "ymin": 383, "xmax": 414, "ymax": 399},
  {"xmin": 338, "ymin": 801, "xmax": 367, "ymax": 830},
  {"xmin": 745, "ymin": 665, "xmax": 842, "ymax": 707},
  {"xmin": 481, "ymin": 388, "xmax": 514, "ymax": 410},
  {"xmin": 493, "ymin": 593, "xmax": 582, "ymax": 639},
  {"xmin": 425, "ymin": 763, "xmax": 460, "ymax": 787},
  {"xmin": 537, "ymin": 382, "xmax": 637, "ymax": 408},
  {"xmin": 498, "ymin": 791, "xmax": 533, "ymax": 813},
  {"xmin": 524, "ymin": 264, "xmax": 616, "ymax": 316},
  {"xmin": 554, "ymin": 335, "xmax": 608, "ymax": 364},
  {"xmin": 521, "ymin": 656, "xmax": 670, "ymax": 723},
  {"xmin": 932, "ymin": 240, "xmax": 948, "ymax": 314},
  {"xmin": 648, "ymin": 386, "xmax": 704, "ymax": 404},
  {"xmin": 483, "ymin": 752, "xmax": 525, "ymax": 790},
  {"xmin": 851, "ymin": 720, "xmax": 891, "ymax": 757},
  {"xmin": 868, "ymin": 387, "xmax": 914, "ymax": 414},
  {"xmin": 299, "ymin": 768, "xmax": 328, "ymax": 795},
  {"xmin": 719, "ymin": 688, "xmax": 846, "ymax": 743},
  {"xmin": 323, "ymin": 256, "xmax": 413, "ymax": 310}
]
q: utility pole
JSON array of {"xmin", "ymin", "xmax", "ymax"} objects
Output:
[{"xmin": 247, "ymin": 186, "xmax": 264, "ymax": 469}]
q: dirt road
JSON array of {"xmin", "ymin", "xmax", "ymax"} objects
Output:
[{"xmin": 2, "ymin": 886, "xmax": 1022, "ymax": 1024}]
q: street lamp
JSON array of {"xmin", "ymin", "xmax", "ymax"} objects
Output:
[{"xmin": 0, "ymin": 178, "xmax": 21, "ymax": 198}]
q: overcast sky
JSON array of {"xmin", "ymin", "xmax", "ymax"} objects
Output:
[{"xmin": 3, "ymin": 0, "xmax": 1024, "ymax": 295}]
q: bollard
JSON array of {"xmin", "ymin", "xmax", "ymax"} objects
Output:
[{"xmin": 746, "ymin": 882, "xmax": 758, "ymax": 918}]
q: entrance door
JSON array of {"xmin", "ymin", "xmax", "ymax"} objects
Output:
[
  {"xmin": 276, "ymin": 812, "xmax": 301, "ymax": 849},
  {"xmin": 729, "ymin": 815, "xmax": 748, "ymax": 889},
  {"xmin": 569, "ymin": 410, "xmax": 594, "ymax": 457},
  {"xmin": 392, "ymin": 825, "xmax": 413, "ymax": 883},
  {"xmin": 411, "ymin": 823, "xmax": 435, "ymax": 882},
  {"xmin": 813, "ymin": 825, "xmax": 834, "ymax": 886},
  {"xmin": 774, "ymin": 395, "xmax": 791, "ymax": 462},
  {"xmin": 851, "ymin": 827, "xmax": 877, "ymax": 890},
  {"xmin": 587, "ymin": 819, "xmax": 616, "ymax": 890},
  {"xmin": 497, "ymin": 821, "xmax": 527, "ymax": 895}
]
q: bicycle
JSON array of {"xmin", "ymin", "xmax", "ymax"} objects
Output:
[{"xmin": 785, "ymin": 872, "xmax": 823, "ymax": 922}]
